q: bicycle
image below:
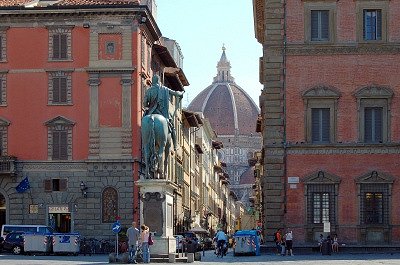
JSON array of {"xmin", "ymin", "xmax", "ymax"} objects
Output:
[
  {"xmin": 129, "ymin": 244, "xmax": 143, "ymax": 264},
  {"xmin": 215, "ymin": 240, "xmax": 226, "ymax": 258}
]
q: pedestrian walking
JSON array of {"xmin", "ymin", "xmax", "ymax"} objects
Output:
[
  {"xmin": 285, "ymin": 230, "xmax": 294, "ymax": 256},
  {"xmin": 274, "ymin": 228, "xmax": 282, "ymax": 255}
]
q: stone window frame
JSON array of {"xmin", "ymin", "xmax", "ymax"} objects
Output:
[
  {"xmin": 47, "ymin": 26, "xmax": 74, "ymax": 61},
  {"xmin": 356, "ymin": 171, "xmax": 393, "ymax": 226},
  {"xmin": 304, "ymin": 1, "xmax": 337, "ymax": 44},
  {"xmin": 0, "ymin": 72, "xmax": 7, "ymax": 106},
  {"xmin": 0, "ymin": 27, "xmax": 8, "ymax": 62},
  {"xmin": 302, "ymin": 86, "xmax": 341, "ymax": 144},
  {"xmin": 44, "ymin": 178, "xmax": 68, "ymax": 192},
  {"xmin": 0, "ymin": 117, "xmax": 10, "ymax": 156},
  {"xmin": 102, "ymin": 187, "xmax": 119, "ymax": 223},
  {"xmin": 47, "ymin": 70, "xmax": 73, "ymax": 105},
  {"xmin": 354, "ymin": 85, "xmax": 393, "ymax": 143},
  {"xmin": 44, "ymin": 116, "xmax": 75, "ymax": 161},
  {"xmin": 303, "ymin": 171, "xmax": 340, "ymax": 241},
  {"xmin": 356, "ymin": 0, "xmax": 389, "ymax": 43}
]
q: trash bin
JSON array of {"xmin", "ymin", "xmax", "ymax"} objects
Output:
[
  {"xmin": 233, "ymin": 230, "xmax": 260, "ymax": 256},
  {"xmin": 24, "ymin": 233, "xmax": 52, "ymax": 254},
  {"xmin": 321, "ymin": 239, "xmax": 332, "ymax": 255},
  {"xmin": 52, "ymin": 233, "xmax": 80, "ymax": 255}
]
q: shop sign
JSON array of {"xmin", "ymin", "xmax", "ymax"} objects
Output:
[
  {"xmin": 48, "ymin": 205, "xmax": 70, "ymax": 213},
  {"xmin": 29, "ymin": 204, "xmax": 39, "ymax": 214}
]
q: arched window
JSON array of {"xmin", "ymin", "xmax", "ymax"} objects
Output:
[{"xmin": 102, "ymin": 187, "xmax": 118, "ymax": 223}]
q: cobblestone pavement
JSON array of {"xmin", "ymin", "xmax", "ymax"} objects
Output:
[{"xmin": 2, "ymin": 251, "xmax": 400, "ymax": 265}]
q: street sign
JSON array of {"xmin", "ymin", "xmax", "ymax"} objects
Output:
[{"xmin": 112, "ymin": 221, "xmax": 121, "ymax": 234}]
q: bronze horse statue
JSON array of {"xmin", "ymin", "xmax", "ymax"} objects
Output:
[{"xmin": 141, "ymin": 113, "xmax": 171, "ymax": 179}]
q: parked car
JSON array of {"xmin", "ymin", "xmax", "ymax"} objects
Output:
[
  {"xmin": 173, "ymin": 235, "xmax": 184, "ymax": 252},
  {"xmin": 199, "ymin": 237, "xmax": 213, "ymax": 250},
  {"xmin": 2, "ymin": 231, "xmax": 24, "ymax": 255}
]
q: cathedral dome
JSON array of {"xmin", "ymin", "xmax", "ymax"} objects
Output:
[{"xmin": 187, "ymin": 46, "xmax": 259, "ymax": 136}]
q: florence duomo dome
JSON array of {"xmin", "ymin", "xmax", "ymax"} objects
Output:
[{"xmin": 188, "ymin": 46, "xmax": 261, "ymax": 206}]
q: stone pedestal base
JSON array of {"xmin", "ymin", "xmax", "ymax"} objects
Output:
[
  {"xmin": 151, "ymin": 236, "xmax": 176, "ymax": 256},
  {"xmin": 136, "ymin": 179, "xmax": 178, "ymax": 255}
]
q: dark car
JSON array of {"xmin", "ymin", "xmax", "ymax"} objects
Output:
[{"xmin": 1, "ymin": 232, "xmax": 24, "ymax": 255}]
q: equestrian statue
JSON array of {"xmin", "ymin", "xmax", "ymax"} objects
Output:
[{"xmin": 141, "ymin": 74, "xmax": 184, "ymax": 179}]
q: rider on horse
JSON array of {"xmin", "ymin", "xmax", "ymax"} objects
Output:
[{"xmin": 143, "ymin": 74, "xmax": 184, "ymax": 151}]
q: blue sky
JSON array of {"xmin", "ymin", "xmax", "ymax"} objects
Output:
[{"xmin": 155, "ymin": 0, "xmax": 263, "ymax": 107}]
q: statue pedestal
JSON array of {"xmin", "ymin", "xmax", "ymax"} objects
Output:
[{"xmin": 136, "ymin": 179, "xmax": 177, "ymax": 255}]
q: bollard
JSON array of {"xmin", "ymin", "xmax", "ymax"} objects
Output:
[
  {"xmin": 187, "ymin": 253, "xmax": 194, "ymax": 263},
  {"xmin": 109, "ymin": 253, "xmax": 116, "ymax": 263},
  {"xmin": 120, "ymin": 252, "xmax": 129, "ymax": 263},
  {"xmin": 168, "ymin": 253, "xmax": 176, "ymax": 263},
  {"xmin": 194, "ymin": 252, "xmax": 202, "ymax": 261}
]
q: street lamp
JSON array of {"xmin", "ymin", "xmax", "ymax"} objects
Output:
[{"xmin": 80, "ymin": 181, "xmax": 88, "ymax": 198}]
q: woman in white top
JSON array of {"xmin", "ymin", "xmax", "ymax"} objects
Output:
[
  {"xmin": 285, "ymin": 230, "xmax": 294, "ymax": 256},
  {"xmin": 141, "ymin": 225, "xmax": 150, "ymax": 263}
]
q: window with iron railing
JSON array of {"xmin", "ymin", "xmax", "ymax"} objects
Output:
[
  {"xmin": 360, "ymin": 183, "xmax": 389, "ymax": 225},
  {"xmin": 307, "ymin": 184, "xmax": 336, "ymax": 225}
]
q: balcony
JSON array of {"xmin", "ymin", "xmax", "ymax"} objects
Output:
[{"xmin": 0, "ymin": 156, "xmax": 17, "ymax": 176}]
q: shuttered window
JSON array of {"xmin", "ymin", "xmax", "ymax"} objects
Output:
[
  {"xmin": 52, "ymin": 77, "xmax": 67, "ymax": 103},
  {"xmin": 0, "ymin": 78, "xmax": 2, "ymax": 103},
  {"xmin": 311, "ymin": 10, "xmax": 329, "ymax": 41},
  {"xmin": 52, "ymin": 131, "xmax": 68, "ymax": 160},
  {"xmin": 364, "ymin": 107, "xmax": 383, "ymax": 143},
  {"xmin": 44, "ymin": 179, "xmax": 52, "ymax": 192},
  {"xmin": 52, "ymin": 34, "xmax": 67, "ymax": 59},
  {"xmin": 44, "ymin": 179, "xmax": 67, "ymax": 192},
  {"xmin": 0, "ymin": 36, "xmax": 2, "ymax": 60},
  {"xmin": 0, "ymin": 131, "xmax": 3, "ymax": 156},
  {"xmin": 363, "ymin": 9, "xmax": 382, "ymax": 40},
  {"xmin": 311, "ymin": 108, "xmax": 330, "ymax": 143}
]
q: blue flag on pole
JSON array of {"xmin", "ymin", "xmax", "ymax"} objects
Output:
[{"xmin": 16, "ymin": 177, "xmax": 30, "ymax": 193}]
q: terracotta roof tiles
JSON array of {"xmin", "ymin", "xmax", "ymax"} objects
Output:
[{"xmin": 0, "ymin": 0, "xmax": 138, "ymax": 7}]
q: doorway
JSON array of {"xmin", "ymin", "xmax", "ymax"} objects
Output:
[
  {"xmin": 48, "ymin": 213, "xmax": 71, "ymax": 233},
  {"xmin": 0, "ymin": 193, "xmax": 6, "ymax": 228}
]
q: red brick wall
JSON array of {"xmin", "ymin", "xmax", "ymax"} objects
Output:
[{"xmin": 282, "ymin": 0, "xmax": 400, "ymax": 243}]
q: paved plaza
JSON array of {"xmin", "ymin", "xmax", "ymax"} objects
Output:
[{"xmin": 1, "ymin": 250, "xmax": 400, "ymax": 265}]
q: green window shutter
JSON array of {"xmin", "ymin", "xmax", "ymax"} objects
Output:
[
  {"xmin": 0, "ymin": 78, "xmax": 2, "ymax": 103},
  {"xmin": 60, "ymin": 77, "xmax": 67, "ymax": 103},
  {"xmin": 0, "ymin": 131, "xmax": 3, "ymax": 155},
  {"xmin": 44, "ymin": 179, "xmax": 52, "ymax": 192},
  {"xmin": 312, "ymin": 108, "xmax": 330, "ymax": 143},
  {"xmin": 53, "ymin": 77, "xmax": 60, "ymax": 103},
  {"xmin": 311, "ymin": 10, "xmax": 329, "ymax": 41},
  {"xmin": 321, "ymin": 108, "xmax": 330, "ymax": 142},
  {"xmin": 59, "ymin": 131, "xmax": 68, "ymax": 160},
  {"xmin": 52, "ymin": 131, "xmax": 60, "ymax": 159},
  {"xmin": 311, "ymin": 11, "xmax": 319, "ymax": 40},
  {"xmin": 321, "ymin": 11, "xmax": 329, "ymax": 40},
  {"xmin": 60, "ymin": 34, "xmax": 67, "ymax": 59},
  {"xmin": 365, "ymin": 107, "xmax": 383, "ymax": 143},
  {"xmin": 59, "ymin": 179, "xmax": 68, "ymax": 191},
  {"xmin": 52, "ymin": 34, "xmax": 60, "ymax": 59},
  {"xmin": 376, "ymin": 10, "xmax": 382, "ymax": 40}
]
